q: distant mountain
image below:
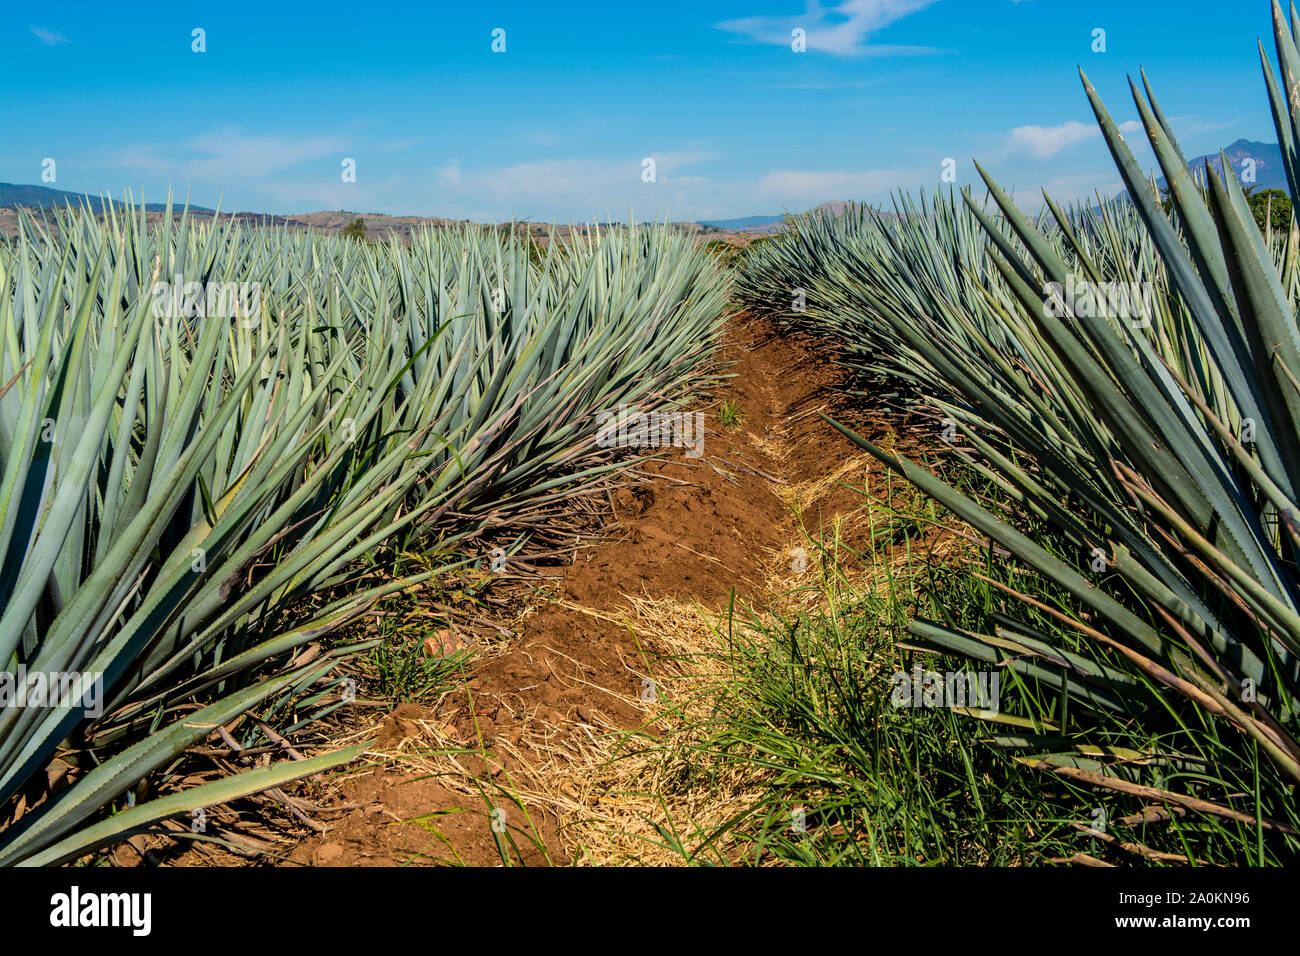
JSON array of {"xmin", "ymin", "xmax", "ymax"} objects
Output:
[
  {"xmin": 809, "ymin": 200, "xmax": 870, "ymax": 216},
  {"xmin": 698, "ymin": 214, "xmax": 784, "ymax": 230},
  {"xmin": 1158, "ymin": 138, "xmax": 1288, "ymax": 193},
  {"xmin": 700, "ymin": 202, "xmax": 876, "ymax": 233},
  {"xmin": 0, "ymin": 182, "xmax": 213, "ymax": 214}
]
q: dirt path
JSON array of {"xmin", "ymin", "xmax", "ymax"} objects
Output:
[{"xmin": 282, "ymin": 314, "xmax": 898, "ymax": 866}]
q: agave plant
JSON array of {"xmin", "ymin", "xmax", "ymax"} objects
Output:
[
  {"xmin": 0, "ymin": 205, "xmax": 729, "ymax": 865},
  {"xmin": 740, "ymin": 1, "xmax": 1300, "ymax": 863}
]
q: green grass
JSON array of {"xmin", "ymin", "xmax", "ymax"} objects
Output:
[
  {"xmin": 719, "ymin": 398, "xmax": 745, "ymax": 430},
  {"xmin": 702, "ymin": 240, "xmax": 742, "ymax": 270},
  {"xmin": 639, "ymin": 460, "xmax": 1300, "ymax": 865},
  {"xmin": 358, "ymin": 615, "xmax": 473, "ymax": 707}
]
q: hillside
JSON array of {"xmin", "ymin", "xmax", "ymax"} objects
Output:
[
  {"xmin": 1158, "ymin": 138, "xmax": 1287, "ymax": 192},
  {"xmin": 0, "ymin": 182, "xmax": 215, "ymax": 214}
]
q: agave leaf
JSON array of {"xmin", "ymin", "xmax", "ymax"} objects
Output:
[{"xmin": 16, "ymin": 742, "xmax": 366, "ymax": 868}]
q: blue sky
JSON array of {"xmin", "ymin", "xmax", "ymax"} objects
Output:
[{"xmin": 0, "ymin": 1, "xmax": 1284, "ymax": 222}]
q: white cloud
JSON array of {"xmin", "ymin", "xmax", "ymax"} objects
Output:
[
  {"xmin": 430, "ymin": 151, "xmax": 718, "ymax": 217},
  {"xmin": 717, "ymin": 0, "xmax": 942, "ymax": 57},
  {"xmin": 1006, "ymin": 119, "xmax": 1142, "ymax": 159},
  {"xmin": 418, "ymin": 149, "xmax": 927, "ymax": 222},
  {"xmin": 30, "ymin": 26, "xmax": 68, "ymax": 46},
  {"xmin": 115, "ymin": 128, "xmax": 348, "ymax": 183},
  {"xmin": 184, "ymin": 130, "xmax": 347, "ymax": 181}
]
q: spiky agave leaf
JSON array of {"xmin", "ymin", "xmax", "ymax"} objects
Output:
[
  {"xmin": 737, "ymin": 1, "xmax": 1300, "ymax": 863},
  {"xmin": 0, "ymin": 207, "xmax": 729, "ymax": 864}
]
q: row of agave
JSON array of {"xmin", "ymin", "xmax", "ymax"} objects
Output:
[
  {"xmin": 0, "ymin": 207, "xmax": 730, "ymax": 865},
  {"xmin": 738, "ymin": 0, "xmax": 1300, "ymax": 863}
]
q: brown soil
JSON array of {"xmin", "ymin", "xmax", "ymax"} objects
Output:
[{"xmin": 259, "ymin": 314, "xmax": 927, "ymax": 867}]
